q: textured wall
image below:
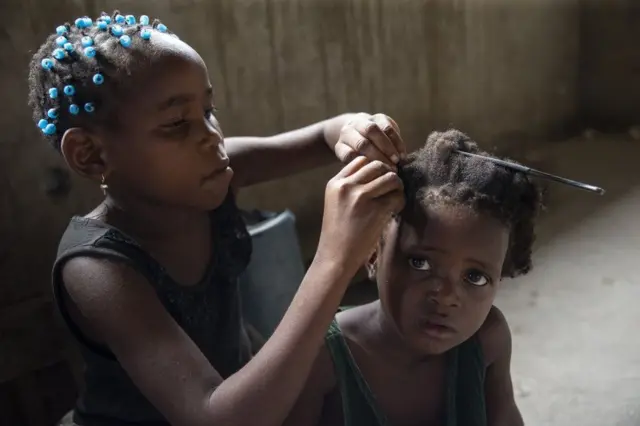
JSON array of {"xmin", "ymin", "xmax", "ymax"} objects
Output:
[
  {"xmin": 579, "ymin": 0, "xmax": 640, "ymax": 130},
  {"xmin": 0, "ymin": 0, "xmax": 581, "ymax": 386}
]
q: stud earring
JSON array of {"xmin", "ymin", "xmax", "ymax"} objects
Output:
[{"xmin": 100, "ymin": 174, "xmax": 108, "ymax": 195}]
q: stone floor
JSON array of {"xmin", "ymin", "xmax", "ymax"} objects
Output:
[{"xmin": 495, "ymin": 133, "xmax": 640, "ymax": 425}]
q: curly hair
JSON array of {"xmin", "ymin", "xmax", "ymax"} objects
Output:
[
  {"xmin": 28, "ymin": 11, "xmax": 176, "ymax": 151},
  {"xmin": 398, "ymin": 129, "xmax": 543, "ymax": 278}
]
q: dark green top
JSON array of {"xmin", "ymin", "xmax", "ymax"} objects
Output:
[
  {"xmin": 325, "ymin": 319, "xmax": 487, "ymax": 426},
  {"xmin": 51, "ymin": 195, "xmax": 253, "ymax": 426}
]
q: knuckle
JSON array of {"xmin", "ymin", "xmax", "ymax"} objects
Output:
[
  {"xmin": 362, "ymin": 121, "xmax": 379, "ymax": 136},
  {"xmin": 354, "ymin": 136, "xmax": 371, "ymax": 152},
  {"xmin": 380, "ymin": 123, "xmax": 395, "ymax": 136},
  {"xmin": 326, "ymin": 177, "xmax": 342, "ymax": 192},
  {"xmin": 352, "ymin": 187, "xmax": 368, "ymax": 203}
]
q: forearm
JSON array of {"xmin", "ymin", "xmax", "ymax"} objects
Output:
[
  {"xmin": 226, "ymin": 113, "xmax": 356, "ymax": 187},
  {"xmin": 206, "ymin": 257, "xmax": 351, "ymax": 426}
]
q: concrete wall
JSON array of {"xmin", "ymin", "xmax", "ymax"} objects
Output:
[
  {"xmin": 0, "ymin": 0, "xmax": 580, "ymax": 389},
  {"xmin": 579, "ymin": 0, "xmax": 640, "ymax": 130}
]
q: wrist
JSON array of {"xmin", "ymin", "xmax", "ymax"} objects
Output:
[
  {"xmin": 310, "ymin": 247, "xmax": 360, "ymax": 286},
  {"xmin": 322, "ymin": 113, "xmax": 358, "ymax": 151}
]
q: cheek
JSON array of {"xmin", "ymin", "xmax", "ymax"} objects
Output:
[
  {"xmin": 460, "ymin": 286, "xmax": 498, "ymax": 331},
  {"xmin": 377, "ymin": 269, "xmax": 422, "ymax": 332}
]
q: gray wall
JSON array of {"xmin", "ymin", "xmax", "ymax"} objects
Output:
[
  {"xmin": 0, "ymin": 0, "xmax": 583, "ymax": 313},
  {"xmin": 579, "ymin": 0, "xmax": 640, "ymax": 130},
  {"xmin": 0, "ymin": 0, "xmax": 586, "ymax": 392}
]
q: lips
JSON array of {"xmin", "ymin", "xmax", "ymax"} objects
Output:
[
  {"xmin": 204, "ymin": 158, "xmax": 230, "ymax": 179},
  {"xmin": 419, "ymin": 317, "xmax": 456, "ymax": 339}
]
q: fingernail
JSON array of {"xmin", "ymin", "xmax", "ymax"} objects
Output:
[{"xmin": 391, "ymin": 154, "xmax": 399, "ymax": 164}]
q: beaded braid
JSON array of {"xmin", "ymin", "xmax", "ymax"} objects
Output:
[{"xmin": 28, "ymin": 11, "xmax": 175, "ymax": 151}]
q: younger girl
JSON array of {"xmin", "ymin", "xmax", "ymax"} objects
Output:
[
  {"xmin": 285, "ymin": 130, "xmax": 543, "ymax": 426},
  {"xmin": 29, "ymin": 11, "xmax": 405, "ymax": 426}
]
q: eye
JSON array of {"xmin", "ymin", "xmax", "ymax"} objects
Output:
[
  {"xmin": 408, "ymin": 257, "xmax": 431, "ymax": 271},
  {"xmin": 204, "ymin": 106, "xmax": 218, "ymax": 119},
  {"xmin": 464, "ymin": 269, "xmax": 490, "ymax": 287},
  {"xmin": 162, "ymin": 118, "xmax": 188, "ymax": 129}
]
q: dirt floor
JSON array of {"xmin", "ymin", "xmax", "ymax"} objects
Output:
[{"xmin": 495, "ymin": 133, "xmax": 640, "ymax": 425}]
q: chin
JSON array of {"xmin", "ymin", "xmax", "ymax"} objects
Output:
[
  {"xmin": 202, "ymin": 188, "xmax": 229, "ymax": 210},
  {"xmin": 413, "ymin": 340, "xmax": 453, "ymax": 356},
  {"xmin": 407, "ymin": 331, "xmax": 460, "ymax": 356}
]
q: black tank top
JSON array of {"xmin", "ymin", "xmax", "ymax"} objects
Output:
[{"xmin": 52, "ymin": 195, "xmax": 253, "ymax": 426}]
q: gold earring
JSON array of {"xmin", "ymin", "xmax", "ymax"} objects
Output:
[{"xmin": 100, "ymin": 174, "xmax": 108, "ymax": 195}]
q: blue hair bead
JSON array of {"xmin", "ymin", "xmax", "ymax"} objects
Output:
[
  {"xmin": 84, "ymin": 46, "xmax": 96, "ymax": 57},
  {"xmin": 156, "ymin": 23, "xmax": 167, "ymax": 33},
  {"xmin": 93, "ymin": 73, "xmax": 104, "ymax": 85},
  {"xmin": 140, "ymin": 29, "xmax": 152, "ymax": 40},
  {"xmin": 49, "ymin": 88, "xmax": 58, "ymax": 99},
  {"xmin": 63, "ymin": 42, "xmax": 74, "ymax": 52},
  {"xmin": 55, "ymin": 36, "xmax": 67, "ymax": 46},
  {"xmin": 125, "ymin": 15, "xmax": 136, "ymax": 25},
  {"xmin": 119, "ymin": 35, "xmax": 132, "ymax": 48},
  {"xmin": 63, "ymin": 85, "xmax": 75, "ymax": 96},
  {"xmin": 69, "ymin": 104, "xmax": 80, "ymax": 115},
  {"xmin": 43, "ymin": 123, "xmax": 57, "ymax": 135},
  {"xmin": 140, "ymin": 15, "xmax": 150, "ymax": 26},
  {"xmin": 115, "ymin": 14, "xmax": 125, "ymax": 24},
  {"xmin": 56, "ymin": 25, "xmax": 67, "ymax": 36},
  {"xmin": 84, "ymin": 102, "xmax": 95, "ymax": 113},
  {"xmin": 111, "ymin": 25, "xmax": 124, "ymax": 37},
  {"xmin": 75, "ymin": 17, "xmax": 86, "ymax": 28},
  {"xmin": 38, "ymin": 119, "xmax": 48, "ymax": 129},
  {"xmin": 83, "ymin": 17, "xmax": 93, "ymax": 27},
  {"xmin": 101, "ymin": 15, "xmax": 112, "ymax": 24},
  {"xmin": 41, "ymin": 58, "xmax": 54, "ymax": 70},
  {"xmin": 97, "ymin": 20, "xmax": 108, "ymax": 31},
  {"xmin": 53, "ymin": 48, "xmax": 66, "ymax": 60},
  {"xmin": 81, "ymin": 36, "xmax": 94, "ymax": 47},
  {"xmin": 47, "ymin": 108, "xmax": 58, "ymax": 119}
]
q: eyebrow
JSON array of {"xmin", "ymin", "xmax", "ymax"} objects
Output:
[{"xmin": 156, "ymin": 87, "xmax": 214, "ymax": 112}]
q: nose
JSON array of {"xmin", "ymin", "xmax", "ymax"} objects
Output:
[
  {"xmin": 200, "ymin": 117, "xmax": 222, "ymax": 151},
  {"xmin": 427, "ymin": 275, "xmax": 460, "ymax": 308}
]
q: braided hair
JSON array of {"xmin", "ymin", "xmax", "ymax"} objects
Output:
[
  {"xmin": 28, "ymin": 11, "xmax": 176, "ymax": 152},
  {"xmin": 398, "ymin": 129, "xmax": 543, "ymax": 278}
]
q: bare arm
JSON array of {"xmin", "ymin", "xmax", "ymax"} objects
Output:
[
  {"xmin": 62, "ymin": 158, "xmax": 405, "ymax": 426},
  {"xmin": 226, "ymin": 114, "xmax": 353, "ymax": 188},
  {"xmin": 63, "ymin": 256, "xmax": 349, "ymax": 426},
  {"xmin": 482, "ymin": 307, "xmax": 525, "ymax": 426},
  {"xmin": 283, "ymin": 346, "xmax": 336, "ymax": 426},
  {"xmin": 226, "ymin": 113, "xmax": 405, "ymax": 188}
]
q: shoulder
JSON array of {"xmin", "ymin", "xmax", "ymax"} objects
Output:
[
  {"xmin": 477, "ymin": 305, "xmax": 513, "ymax": 366},
  {"xmin": 62, "ymin": 256, "xmax": 156, "ymax": 319}
]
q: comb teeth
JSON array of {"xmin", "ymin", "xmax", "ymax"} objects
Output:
[{"xmin": 453, "ymin": 150, "xmax": 605, "ymax": 195}]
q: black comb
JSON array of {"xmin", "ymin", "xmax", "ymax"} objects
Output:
[{"xmin": 453, "ymin": 150, "xmax": 605, "ymax": 195}]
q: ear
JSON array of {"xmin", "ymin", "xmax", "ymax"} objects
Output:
[
  {"xmin": 365, "ymin": 247, "xmax": 379, "ymax": 281},
  {"xmin": 60, "ymin": 128, "xmax": 108, "ymax": 184}
]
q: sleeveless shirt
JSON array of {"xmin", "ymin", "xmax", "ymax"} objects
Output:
[
  {"xmin": 51, "ymin": 195, "xmax": 253, "ymax": 426},
  {"xmin": 325, "ymin": 318, "xmax": 487, "ymax": 426}
]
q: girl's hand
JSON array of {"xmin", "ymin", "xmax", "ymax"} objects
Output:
[
  {"xmin": 317, "ymin": 156, "xmax": 405, "ymax": 276},
  {"xmin": 333, "ymin": 113, "xmax": 406, "ymax": 168}
]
